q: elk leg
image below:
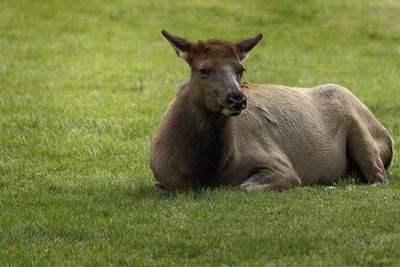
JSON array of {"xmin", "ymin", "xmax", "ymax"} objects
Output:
[
  {"xmin": 347, "ymin": 124, "xmax": 389, "ymax": 185},
  {"xmin": 239, "ymin": 158, "xmax": 302, "ymax": 191}
]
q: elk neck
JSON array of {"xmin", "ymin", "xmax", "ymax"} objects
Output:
[{"xmin": 167, "ymin": 84, "xmax": 235, "ymax": 186}]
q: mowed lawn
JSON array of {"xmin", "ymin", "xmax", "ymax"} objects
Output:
[{"xmin": 1, "ymin": 0, "xmax": 400, "ymax": 265}]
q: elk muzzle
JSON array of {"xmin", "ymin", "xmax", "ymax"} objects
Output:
[
  {"xmin": 222, "ymin": 93, "xmax": 247, "ymax": 116},
  {"xmin": 228, "ymin": 94, "xmax": 247, "ymax": 111}
]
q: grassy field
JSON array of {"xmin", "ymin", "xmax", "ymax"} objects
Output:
[{"xmin": 1, "ymin": 0, "xmax": 400, "ymax": 265}]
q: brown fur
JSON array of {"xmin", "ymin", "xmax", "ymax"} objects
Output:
[{"xmin": 151, "ymin": 30, "xmax": 394, "ymax": 191}]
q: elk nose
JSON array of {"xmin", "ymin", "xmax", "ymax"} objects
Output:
[{"xmin": 227, "ymin": 94, "xmax": 247, "ymax": 111}]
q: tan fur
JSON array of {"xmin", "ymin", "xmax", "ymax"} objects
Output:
[{"xmin": 150, "ymin": 31, "xmax": 394, "ymax": 191}]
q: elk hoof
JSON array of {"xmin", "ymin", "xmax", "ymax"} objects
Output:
[
  {"xmin": 372, "ymin": 181, "xmax": 389, "ymax": 186},
  {"xmin": 344, "ymin": 184, "xmax": 356, "ymax": 190},
  {"xmin": 239, "ymin": 179, "xmax": 271, "ymax": 191},
  {"xmin": 325, "ymin": 186, "xmax": 336, "ymax": 190}
]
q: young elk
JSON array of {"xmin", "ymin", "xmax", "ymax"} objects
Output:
[{"xmin": 150, "ymin": 29, "xmax": 394, "ymax": 191}]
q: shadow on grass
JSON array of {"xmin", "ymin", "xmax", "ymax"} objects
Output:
[
  {"xmin": 125, "ymin": 176, "xmax": 397, "ymax": 199},
  {"xmin": 51, "ymin": 174, "xmax": 397, "ymax": 210},
  {"xmin": 126, "ymin": 183, "xmax": 246, "ymax": 201}
]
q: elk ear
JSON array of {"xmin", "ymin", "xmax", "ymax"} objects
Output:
[
  {"xmin": 235, "ymin": 33, "xmax": 263, "ymax": 61},
  {"xmin": 160, "ymin": 29, "xmax": 193, "ymax": 62}
]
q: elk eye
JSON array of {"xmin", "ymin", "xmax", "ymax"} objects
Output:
[{"xmin": 199, "ymin": 69, "xmax": 208, "ymax": 75}]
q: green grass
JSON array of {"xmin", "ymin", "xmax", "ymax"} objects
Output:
[{"xmin": 1, "ymin": 0, "xmax": 400, "ymax": 265}]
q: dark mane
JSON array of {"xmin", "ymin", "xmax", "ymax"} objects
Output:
[{"xmin": 166, "ymin": 92, "xmax": 234, "ymax": 187}]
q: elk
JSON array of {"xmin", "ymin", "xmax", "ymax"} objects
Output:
[{"xmin": 150, "ymin": 29, "xmax": 394, "ymax": 191}]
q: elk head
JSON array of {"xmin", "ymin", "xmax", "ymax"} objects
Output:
[{"xmin": 161, "ymin": 29, "xmax": 263, "ymax": 116}]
